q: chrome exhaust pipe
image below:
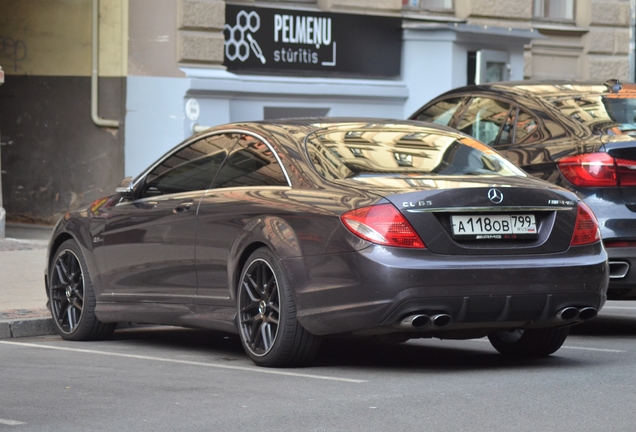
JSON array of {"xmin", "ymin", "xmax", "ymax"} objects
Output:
[
  {"xmin": 430, "ymin": 314, "xmax": 453, "ymax": 327},
  {"xmin": 557, "ymin": 307, "xmax": 579, "ymax": 322},
  {"xmin": 396, "ymin": 314, "xmax": 431, "ymax": 329},
  {"xmin": 609, "ymin": 261, "xmax": 629, "ymax": 279},
  {"xmin": 578, "ymin": 307, "xmax": 598, "ymax": 321}
]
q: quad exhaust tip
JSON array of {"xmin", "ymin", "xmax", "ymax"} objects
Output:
[
  {"xmin": 396, "ymin": 313, "xmax": 452, "ymax": 329},
  {"xmin": 396, "ymin": 306, "xmax": 597, "ymax": 329},
  {"xmin": 557, "ymin": 306, "xmax": 598, "ymax": 322}
]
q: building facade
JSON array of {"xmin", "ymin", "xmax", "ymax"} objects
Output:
[{"xmin": 0, "ymin": 0, "xmax": 633, "ymax": 223}]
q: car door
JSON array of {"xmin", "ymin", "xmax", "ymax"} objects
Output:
[
  {"xmin": 498, "ymin": 105, "xmax": 572, "ymax": 184},
  {"xmin": 99, "ymin": 133, "xmax": 239, "ymax": 303},
  {"xmin": 195, "ymin": 133, "xmax": 291, "ymax": 306}
]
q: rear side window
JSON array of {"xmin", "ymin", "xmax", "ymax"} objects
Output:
[
  {"xmin": 413, "ymin": 97, "xmax": 464, "ymax": 125},
  {"xmin": 211, "ymin": 135, "xmax": 288, "ymax": 189},
  {"xmin": 142, "ymin": 134, "xmax": 239, "ymax": 197},
  {"xmin": 513, "ymin": 109, "xmax": 539, "ymax": 143},
  {"xmin": 457, "ymin": 97, "xmax": 512, "ymax": 146}
]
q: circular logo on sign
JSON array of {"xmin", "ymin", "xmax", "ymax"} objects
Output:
[{"xmin": 185, "ymin": 98, "xmax": 200, "ymax": 121}]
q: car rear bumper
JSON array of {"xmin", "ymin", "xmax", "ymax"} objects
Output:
[
  {"xmin": 285, "ymin": 243, "xmax": 608, "ymax": 336},
  {"xmin": 605, "ymin": 245, "xmax": 636, "ymax": 298}
]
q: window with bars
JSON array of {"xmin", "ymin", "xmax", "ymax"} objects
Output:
[{"xmin": 533, "ymin": 0, "xmax": 575, "ymax": 21}]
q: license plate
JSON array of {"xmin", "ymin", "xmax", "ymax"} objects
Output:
[{"xmin": 451, "ymin": 214, "xmax": 537, "ymax": 240}]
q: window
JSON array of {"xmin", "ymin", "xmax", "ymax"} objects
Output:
[
  {"xmin": 306, "ymin": 126, "xmax": 525, "ymax": 180},
  {"xmin": 142, "ymin": 134, "xmax": 239, "ymax": 197},
  {"xmin": 513, "ymin": 110, "xmax": 539, "ymax": 143},
  {"xmin": 468, "ymin": 50, "xmax": 510, "ymax": 85},
  {"xmin": 414, "ymin": 97, "xmax": 464, "ymax": 125},
  {"xmin": 403, "ymin": 0, "xmax": 453, "ymax": 11},
  {"xmin": 212, "ymin": 135, "xmax": 288, "ymax": 189},
  {"xmin": 457, "ymin": 98, "xmax": 512, "ymax": 146},
  {"xmin": 533, "ymin": 0, "xmax": 574, "ymax": 21}
]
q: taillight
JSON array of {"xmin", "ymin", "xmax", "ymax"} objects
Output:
[
  {"xmin": 558, "ymin": 153, "xmax": 617, "ymax": 187},
  {"xmin": 570, "ymin": 202, "xmax": 601, "ymax": 246},
  {"xmin": 615, "ymin": 157, "xmax": 636, "ymax": 186},
  {"xmin": 341, "ymin": 204, "xmax": 425, "ymax": 249},
  {"xmin": 604, "ymin": 240, "xmax": 636, "ymax": 248},
  {"xmin": 558, "ymin": 152, "xmax": 636, "ymax": 187}
]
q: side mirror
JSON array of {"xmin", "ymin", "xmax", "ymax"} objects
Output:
[{"xmin": 115, "ymin": 177, "xmax": 134, "ymax": 197}]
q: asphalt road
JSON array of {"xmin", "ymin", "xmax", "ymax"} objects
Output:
[{"xmin": 2, "ymin": 301, "xmax": 636, "ymax": 432}]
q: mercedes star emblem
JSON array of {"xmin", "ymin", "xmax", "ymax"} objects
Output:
[{"xmin": 488, "ymin": 188, "xmax": 504, "ymax": 204}]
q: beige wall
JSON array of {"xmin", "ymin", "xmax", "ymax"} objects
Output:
[
  {"xmin": 0, "ymin": 0, "xmax": 127, "ymax": 77},
  {"xmin": 128, "ymin": 0, "xmax": 182, "ymax": 76},
  {"xmin": 177, "ymin": 0, "xmax": 225, "ymax": 68},
  {"xmin": 1, "ymin": 0, "xmax": 631, "ymax": 80},
  {"xmin": 453, "ymin": 0, "xmax": 631, "ymax": 81}
]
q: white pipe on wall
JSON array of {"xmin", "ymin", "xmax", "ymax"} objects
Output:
[{"xmin": 92, "ymin": 0, "xmax": 119, "ymax": 128}]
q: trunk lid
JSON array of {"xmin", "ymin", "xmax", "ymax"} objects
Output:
[{"xmin": 371, "ymin": 177, "xmax": 579, "ymax": 255}]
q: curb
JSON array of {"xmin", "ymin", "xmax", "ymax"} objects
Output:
[{"xmin": 0, "ymin": 317, "xmax": 57, "ymax": 339}]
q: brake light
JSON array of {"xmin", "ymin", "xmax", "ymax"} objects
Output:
[
  {"xmin": 558, "ymin": 153, "xmax": 617, "ymax": 187},
  {"xmin": 615, "ymin": 157, "xmax": 636, "ymax": 186},
  {"xmin": 558, "ymin": 152, "xmax": 636, "ymax": 187},
  {"xmin": 604, "ymin": 240, "xmax": 636, "ymax": 248},
  {"xmin": 341, "ymin": 204, "xmax": 425, "ymax": 248},
  {"xmin": 570, "ymin": 202, "xmax": 601, "ymax": 246}
]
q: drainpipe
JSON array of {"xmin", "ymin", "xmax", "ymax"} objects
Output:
[
  {"xmin": 631, "ymin": 0, "xmax": 635, "ymax": 81},
  {"xmin": 0, "ymin": 64, "xmax": 4, "ymax": 238},
  {"xmin": 92, "ymin": 0, "xmax": 119, "ymax": 128}
]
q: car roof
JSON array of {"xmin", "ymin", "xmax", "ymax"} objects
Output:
[
  {"xmin": 204, "ymin": 117, "xmax": 463, "ymax": 136},
  {"xmin": 440, "ymin": 80, "xmax": 636, "ymax": 100}
]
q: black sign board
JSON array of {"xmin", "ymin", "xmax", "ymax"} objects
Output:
[{"xmin": 224, "ymin": 5, "xmax": 402, "ymax": 77}]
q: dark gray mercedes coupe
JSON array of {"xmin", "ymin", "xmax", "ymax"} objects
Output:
[{"xmin": 46, "ymin": 119, "xmax": 608, "ymax": 367}]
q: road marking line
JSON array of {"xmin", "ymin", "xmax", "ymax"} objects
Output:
[
  {"xmin": 0, "ymin": 419, "xmax": 26, "ymax": 426},
  {"xmin": 469, "ymin": 338, "xmax": 625, "ymax": 353},
  {"xmin": 602, "ymin": 306, "xmax": 636, "ymax": 310},
  {"xmin": 0, "ymin": 341, "xmax": 367, "ymax": 383},
  {"xmin": 560, "ymin": 346, "xmax": 626, "ymax": 353}
]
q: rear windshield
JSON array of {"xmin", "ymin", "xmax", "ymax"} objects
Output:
[
  {"xmin": 546, "ymin": 93, "xmax": 636, "ymax": 135},
  {"xmin": 305, "ymin": 127, "xmax": 525, "ymax": 181}
]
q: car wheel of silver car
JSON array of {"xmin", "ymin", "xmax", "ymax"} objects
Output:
[
  {"xmin": 488, "ymin": 327, "xmax": 570, "ymax": 357},
  {"xmin": 49, "ymin": 239, "xmax": 116, "ymax": 341},
  {"xmin": 237, "ymin": 247, "xmax": 321, "ymax": 367}
]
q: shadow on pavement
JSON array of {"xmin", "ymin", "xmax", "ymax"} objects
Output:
[
  {"xmin": 570, "ymin": 314, "xmax": 636, "ymax": 337},
  {"xmin": 109, "ymin": 326, "xmax": 584, "ymax": 372}
]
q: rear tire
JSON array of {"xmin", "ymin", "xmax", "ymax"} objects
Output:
[
  {"xmin": 49, "ymin": 240, "xmax": 116, "ymax": 341},
  {"xmin": 237, "ymin": 247, "xmax": 321, "ymax": 367},
  {"xmin": 488, "ymin": 327, "xmax": 569, "ymax": 357}
]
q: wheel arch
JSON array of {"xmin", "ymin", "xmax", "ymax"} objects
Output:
[
  {"xmin": 231, "ymin": 241, "xmax": 269, "ymax": 298},
  {"xmin": 227, "ymin": 215, "xmax": 303, "ymax": 299},
  {"xmin": 46, "ymin": 232, "xmax": 77, "ymax": 299}
]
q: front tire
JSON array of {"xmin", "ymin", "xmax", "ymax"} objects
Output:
[
  {"xmin": 237, "ymin": 248, "xmax": 320, "ymax": 367},
  {"xmin": 488, "ymin": 327, "xmax": 569, "ymax": 357},
  {"xmin": 49, "ymin": 239, "xmax": 116, "ymax": 341}
]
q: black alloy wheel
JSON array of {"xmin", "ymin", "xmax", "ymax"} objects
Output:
[
  {"xmin": 237, "ymin": 248, "xmax": 320, "ymax": 367},
  {"xmin": 49, "ymin": 240, "xmax": 116, "ymax": 341}
]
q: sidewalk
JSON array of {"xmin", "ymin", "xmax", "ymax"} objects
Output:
[{"xmin": 0, "ymin": 223, "xmax": 56, "ymax": 338}]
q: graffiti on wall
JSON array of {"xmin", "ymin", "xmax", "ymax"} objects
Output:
[{"xmin": 0, "ymin": 36, "xmax": 27, "ymax": 72}]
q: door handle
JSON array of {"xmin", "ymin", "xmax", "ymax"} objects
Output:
[{"xmin": 173, "ymin": 201, "xmax": 194, "ymax": 213}]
